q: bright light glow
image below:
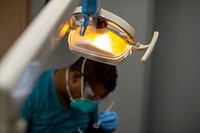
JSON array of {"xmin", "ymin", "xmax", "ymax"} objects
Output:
[
  {"xmin": 59, "ymin": 23, "xmax": 69, "ymax": 37},
  {"xmin": 94, "ymin": 33, "xmax": 112, "ymax": 52},
  {"xmin": 68, "ymin": 25, "xmax": 132, "ymax": 58}
]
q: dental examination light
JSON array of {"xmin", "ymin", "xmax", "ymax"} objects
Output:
[{"xmin": 66, "ymin": 0, "xmax": 159, "ymax": 65}]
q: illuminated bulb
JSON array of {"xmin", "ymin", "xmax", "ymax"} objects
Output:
[
  {"xmin": 59, "ymin": 23, "xmax": 69, "ymax": 37},
  {"xmin": 94, "ymin": 33, "xmax": 112, "ymax": 52}
]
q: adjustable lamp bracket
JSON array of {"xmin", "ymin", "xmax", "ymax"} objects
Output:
[{"xmin": 80, "ymin": 0, "xmax": 101, "ymax": 36}]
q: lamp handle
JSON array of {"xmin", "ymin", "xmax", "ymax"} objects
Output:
[{"xmin": 141, "ymin": 31, "xmax": 159, "ymax": 62}]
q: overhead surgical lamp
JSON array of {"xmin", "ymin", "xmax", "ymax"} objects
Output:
[{"xmin": 65, "ymin": 0, "xmax": 159, "ymax": 65}]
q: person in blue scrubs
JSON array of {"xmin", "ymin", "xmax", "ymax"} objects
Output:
[{"xmin": 21, "ymin": 57, "xmax": 118, "ymax": 133}]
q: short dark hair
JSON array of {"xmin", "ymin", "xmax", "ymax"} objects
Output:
[{"xmin": 69, "ymin": 57, "xmax": 117, "ymax": 92}]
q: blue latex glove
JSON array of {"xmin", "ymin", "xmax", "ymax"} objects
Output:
[{"xmin": 100, "ymin": 111, "xmax": 118, "ymax": 132}]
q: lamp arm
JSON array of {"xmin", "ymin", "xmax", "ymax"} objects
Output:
[
  {"xmin": 131, "ymin": 31, "xmax": 159, "ymax": 62},
  {"xmin": 80, "ymin": 0, "xmax": 101, "ymax": 36},
  {"xmin": 141, "ymin": 31, "xmax": 159, "ymax": 62}
]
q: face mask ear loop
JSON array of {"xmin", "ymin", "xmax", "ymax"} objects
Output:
[
  {"xmin": 81, "ymin": 58, "xmax": 87, "ymax": 99},
  {"xmin": 65, "ymin": 68, "xmax": 74, "ymax": 101}
]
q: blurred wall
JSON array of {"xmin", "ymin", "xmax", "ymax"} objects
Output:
[
  {"xmin": 32, "ymin": 0, "xmax": 46, "ymax": 18},
  {"xmin": 145, "ymin": 0, "xmax": 200, "ymax": 133},
  {"xmin": 0, "ymin": 0, "xmax": 31, "ymax": 59}
]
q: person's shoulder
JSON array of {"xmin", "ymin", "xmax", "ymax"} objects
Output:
[
  {"xmin": 40, "ymin": 69, "xmax": 55, "ymax": 78},
  {"xmin": 33, "ymin": 69, "xmax": 57, "ymax": 88},
  {"xmin": 30, "ymin": 69, "xmax": 57, "ymax": 99},
  {"xmin": 38, "ymin": 69, "xmax": 56, "ymax": 81}
]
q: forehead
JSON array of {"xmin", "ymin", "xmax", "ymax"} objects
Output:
[{"xmin": 90, "ymin": 83, "xmax": 109, "ymax": 98}]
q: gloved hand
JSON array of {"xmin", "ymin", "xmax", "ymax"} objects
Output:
[{"xmin": 100, "ymin": 111, "xmax": 118, "ymax": 132}]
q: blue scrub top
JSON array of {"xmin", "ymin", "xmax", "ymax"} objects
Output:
[{"xmin": 21, "ymin": 69, "xmax": 98, "ymax": 133}]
